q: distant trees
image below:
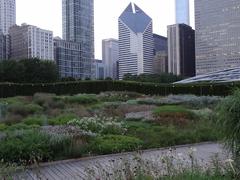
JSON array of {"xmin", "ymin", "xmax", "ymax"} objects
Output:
[
  {"xmin": 0, "ymin": 58, "xmax": 58, "ymax": 83},
  {"xmin": 123, "ymin": 73, "xmax": 185, "ymax": 84}
]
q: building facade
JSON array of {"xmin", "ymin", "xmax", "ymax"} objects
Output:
[
  {"xmin": 0, "ymin": 0, "xmax": 16, "ymax": 35},
  {"xmin": 118, "ymin": 3, "xmax": 154, "ymax": 80},
  {"xmin": 153, "ymin": 51, "xmax": 168, "ymax": 74},
  {"xmin": 62, "ymin": 0, "xmax": 94, "ymax": 78},
  {"xmin": 102, "ymin": 38, "xmax": 119, "ymax": 79},
  {"xmin": 9, "ymin": 24, "xmax": 54, "ymax": 60},
  {"xmin": 153, "ymin": 34, "xmax": 168, "ymax": 56},
  {"xmin": 92, "ymin": 59, "xmax": 105, "ymax": 80},
  {"xmin": 168, "ymin": 24, "xmax": 195, "ymax": 77},
  {"xmin": 195, "ymin": 0, "xmax": 240, "ymax": 75},
  {"xmin": 54, "ymin": 38, "xmax": 86, "ymax": 79},
  {"xmin": 175, "ymin": 0, "xmax": 189, "ymax": 25}
]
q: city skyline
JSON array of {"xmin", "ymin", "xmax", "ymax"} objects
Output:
[{"xmin": 16, "ymin": 0, "xmax": 195, "ymax": 60}]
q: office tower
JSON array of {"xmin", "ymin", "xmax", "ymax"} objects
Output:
[
  {"xmin": 118, "ymin": 3, "xmax": 154, "ymax": 80},
  {"xmin": 153, "ymin": 34, "xmax": 168, "ymax": 55},
  {"xmin": 168, "ymin": 24, "xmax": 195, "ymax": 77},
  {"xmin": 0, "ymin": 0, "xmax": 16, "ymax": 35},
  {"xmin": 153, "ymin": 51, "xmax": 168, "ymax": 74},
  {"xmin": 102, "ymin": 39, "xmax": 119, "ymax": 79},
  {"xmin": 9, "ymin": 24, "xmax": 54, "ymax": 60},
  {"xmin": 92, "ymin": 59, "xmax": 105, "ymax": 80},
  {"xmin": 195, "ymin": 0, "xmax": 240, "ymax": 75},
  {"xmin": 175, "ymin": 0, "xmax": 189, "ymax": 25},
  {"xmin": 54, "ymin": 38, "xmax": 85, "ymax": 79},
  {"xmin": 62, "ymin": 0, "xmax": 94, "ymax": 78}
]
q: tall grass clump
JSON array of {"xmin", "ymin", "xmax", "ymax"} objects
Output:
[{"xmin": 216, "ymin": 89, "xmax": 240, "ymax": 176}]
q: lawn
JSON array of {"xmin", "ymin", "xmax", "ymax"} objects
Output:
[{"xmin": 0, "ymin": 92, "xmax": 222, "ymax": 166}]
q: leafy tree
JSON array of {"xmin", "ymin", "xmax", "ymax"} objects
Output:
[{"xmin": 0, "ymin": 58, "xmax": 58, "ymax": 83}]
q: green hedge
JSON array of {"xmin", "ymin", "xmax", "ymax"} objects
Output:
[{"xmin": 0, "ymin": 80, "xmax": 238, "ymax": 98}]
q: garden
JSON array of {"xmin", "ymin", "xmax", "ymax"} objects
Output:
[{"xmin": 0, "ymin": 90, "xmax": 239, "ymax": 179}]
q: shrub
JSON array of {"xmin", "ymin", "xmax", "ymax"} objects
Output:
[
  {"xmin": 33, "ymin": 93, "xmax": 65, "ymax": 109},
  {"xmin": 0, "ymin": 123, "xmax": 7, "ymax": 131},
  {"xmin": 87, "ymin": 135, "xmax": 143, "ymax": 154},
  {"xmin": 65, "ymin": 94, "xmax": 98, "ymax": 104},
  {"xmin": 68, "ymin": 116, "xmax": 126, "ymax": 135},
  {"xmin": 0, "ymin": 130, "xmax": 71, "ymax": 165},
  {"xmin": 6, "ymin": 123, "xmax": 40, "ymax": 131},
  {"xmin": 23, "ymin": 116, "xmax": 47, "ymax": 126},
  {"xmin": 216, "ymin": 89, "xmax": 240, "ymax": 173},
  {"xmin": 153, "ymin": 106, "xmax": 195, "ymax": 127},
  {"xmin": 8, "ymin": 103, "xmax": 43, "ymax": 116},
  {"xmin": 48, "ymin": 114, "xmax": 77, "ymax": 125},
  {"xmin": 137, "ymin": 95, "xmax": 222, "ymax": 109},
  {"xmin": 98, "ymin": 91, "xmax": 143, "ymax": 102}
]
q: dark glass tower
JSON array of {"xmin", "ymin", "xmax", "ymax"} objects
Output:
[{"xmin": 62, "ymin": 0, "xmax": 94, "ymax": 78}]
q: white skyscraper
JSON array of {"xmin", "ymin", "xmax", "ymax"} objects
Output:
[
  {"xmin": 175, "ymin": 0, "xmax": 190, "ymax": 25},
  {"xmin": 102, "ymin": 39, "xmax": 119, "ymax": 80},
  {"xmin": 9, "ymin": 24, "xmax": 54, "ymax": 60},
  {"xmin": 0, "ymin": 0, "xmax": 16, "ymax": 35},
  {"xmin": 118, "ymin": 3, "xmax": 154, "ymax": 80}
]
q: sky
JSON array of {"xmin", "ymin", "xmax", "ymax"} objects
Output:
[{"xmin": 16, "ymin": 0, "xmax": 194, "ymax": 60}]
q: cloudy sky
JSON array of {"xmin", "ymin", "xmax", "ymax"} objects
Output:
[{"xmin": 16, "ymin": 0, "xmax": 194, "ymax": 59}]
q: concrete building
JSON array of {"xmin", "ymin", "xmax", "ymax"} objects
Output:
[
  {"xmin": 175, "ymin": 0, "xmax": 189, "ymax": 25},
  {"xmin": 153, "ymin": 51, "xmax": 168, "ymax": 74},
  {"xmin": 195, "ymin": 0, "xmax": 240, "ymax": 75},
  {"xmin": 118, "ymin": 3, "xmax": 154, "ymax": 80},
  {"xmin": 93, "ymin": 59, "xmax": 105, "ymax": 80},
  {"xmin": 102, "ymin": 39, "xmax": 119, "ymax": 79},
  {"xmin": 9, "ymin": 24, "xmax": 54, "ymax": 60},
  {"xmin": 168, "ymin": 24, "xmax": 195, "ymax": 77},
  {"xmin": 0, "ymin": 0, "xmax": 16, "ymax": 35},
  {"xmin": 62, "ymin": 0, "xmax": 94, "ymax": 78}
]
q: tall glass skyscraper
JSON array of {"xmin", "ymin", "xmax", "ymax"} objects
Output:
[
  {"xmin": 195, "ymin": 0, "xmax": 240, "ymax": 75},
  {"xmin": 62, "ymin": 0, "xmax": 94, "ymax": 78},
  {"xmin": 118, "ymin": 3, "xmax": 154, "ymax": 80},
  {"xmin": 175, "ymin": 0, "xmax": 190, "ymax": 25}
]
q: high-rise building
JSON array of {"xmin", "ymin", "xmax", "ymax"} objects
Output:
[
  {"xmin": 153, "ymin": 34, "xmax": 168, "ymax": 56},
  {"xmin": 153, "ymin": 51, "xmax": 168, "ymax": 74},
  {"xmin": 0, "ymin": 0, "xmax": 16, "ymax": 35},
  {"xmin": 175, "ymin": 0, "xmax": 189, "ymax": 25},
  {"xmin": 9, "ymin": 24, "xmax": 54, "ymax": 60},
  {"xmin": 118, "ymin": 3, "xmax": 154, "ymax": 80},
  {"xmin": 168, "ymin": 24, "xmax": 195, "ymax": 77},
  {"xmin": 102, "ymin": 38, "xmax": 119, "ymax": 80},
  {"xmin": 62, "ymin": 0, "xmax": 94, "ymax": 78},
  {"xmin": 54, "ymin": 37, "xmax": 88, "ymax": 79},
  {"xmin": 195, "ymin": 0, "xmax": 240, "ymax": 75},
  {"xmin": 92, "ymin": 59, "xmax": 105, "ymax": 80}
]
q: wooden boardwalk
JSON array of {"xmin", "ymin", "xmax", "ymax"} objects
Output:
[{"xmin": 13, "ymin": 142, "xmax": 228, "ymax": 180}]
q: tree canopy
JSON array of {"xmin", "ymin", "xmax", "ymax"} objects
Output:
[{"xmin": 0, "ymin": 59, "xmax": 58, "ymax": 83}]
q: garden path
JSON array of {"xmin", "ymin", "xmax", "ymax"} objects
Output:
[{"xmin": 13, "ymin": 142, "xmax": 229, "ymax": 180}]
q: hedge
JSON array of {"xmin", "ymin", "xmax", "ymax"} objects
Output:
[{"xmin": 0, "ymin": 80, "xmax": 238, "ymax": 98}]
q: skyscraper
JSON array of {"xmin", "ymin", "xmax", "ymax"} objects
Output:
[
  {"xmin": 102, "ymin": 39, "xmax": 119, "ymax": 80},
  {"xmin": 62, "ymin": 0, "xmax": 94, "ymax": 78},
  {"xmin": 168, "ymin": 24, "xmax": 195, "ymax": 77},
  {"xmin": 195, "ymin": 0, "xmax": 240, "ymax": 75},
  {"xmin": 153, "ymin": 34, "xmax": 168, "ymax": 56},
  {"xmin": 175, "ymin": 0, "xmax": 189, "ymax": 25},
  {"xmin": 0, "ymin": 0, "xmax": 16, "ymax": 35},
  {"xmin": 118, "ymin": 3, "xmax": 154, "ymax": 80},
  {"xmin": 9, "ymin": 24, "xmax": 54, "ymax": 60}
]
